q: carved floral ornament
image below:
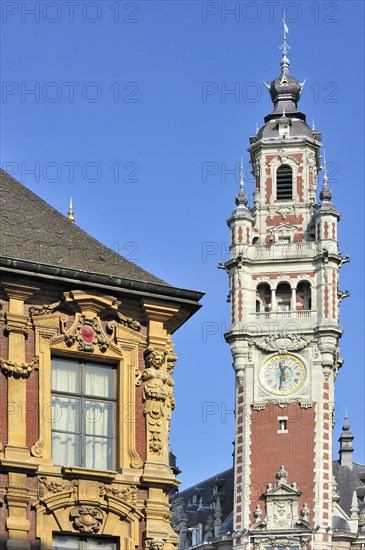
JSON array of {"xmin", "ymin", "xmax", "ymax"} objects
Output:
[
  {"xmin": 70, "ymin": 506, "xmax": 104, "ymax": 534},
  {"xmin": 0, "ymin": 356, "xmax": 39, "ymax": 379},
  {"xmin": 38, "ymin": 476, "xmax": 79, "ymax": 499},
  {"xmin": 255, "ymin": 331, "xmax": 310, "ymax": 354},
  {"xmin": 98, "ymin": 483, "xmax": 137, "ymax": 506},
  {"xmin": 38, "ymin": 476, "xmax": 138, "ymax": 507}
]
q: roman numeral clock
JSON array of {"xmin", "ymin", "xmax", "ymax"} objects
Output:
[{"xmin": 260, "ymin": 354, "xmax": 306, "ymax": 396}]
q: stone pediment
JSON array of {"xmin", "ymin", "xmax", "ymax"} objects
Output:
[
  {"xmin": 272, "ymin": 222, "xmax": 297, "ymax": 232},
  {"xmin": 269, "ymin": 223, "xmax": 297, "ymax": 242},
  {"xmin": 265, "ymin": 482, "xmax": 301, "ymax": 498}
]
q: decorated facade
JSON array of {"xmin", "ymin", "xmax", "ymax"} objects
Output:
[{"xmin": 0, "ymin": 170, "xmax": 203, "ymax": 549}]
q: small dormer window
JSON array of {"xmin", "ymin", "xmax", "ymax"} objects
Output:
[
  {"xmin": 276, "ymin": 165, "xmax": 293, "ymax": 200},
  {"xmin": 192, "ymin": 495, "xmax": 198, "ymax": 504},
  {"xmin": 213, "ymin": 485, "xmax": 218, "ymax": 494}
]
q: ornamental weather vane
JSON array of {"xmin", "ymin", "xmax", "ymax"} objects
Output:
[{"xmin": 279, "ymin": 12, "xmax": 291, "ymax": 58}]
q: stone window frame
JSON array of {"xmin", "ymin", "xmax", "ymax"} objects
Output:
[{"xmin": 32, "ymin": 307, "xmax": 143, "ymax": 474}]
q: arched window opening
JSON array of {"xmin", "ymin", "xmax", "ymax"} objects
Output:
[
  {"xmin": 276, "ymin": 164, "xmax": 293, "ymax": 200},
  {"xmin": 252, "ymin": 236, "xmax": 259, "ymax": 245},
  {"xmin": 276, "ymin": 282, "xmax": 291, "ymax": 312},
  {"xmin": 297, "ymin": 281, "xmax": 312, "ymax": 310},
  {"xmin": 256, "ymin": 283, "xmax": 271, "ymax": 313}
]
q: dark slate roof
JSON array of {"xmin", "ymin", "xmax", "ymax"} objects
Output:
[
  {"xmin": 256, "ymin": 118, "xmax": 314, "ymax": 140},
  {"xmin": 0, "ymin": 169, "xmax": 168, "ymax": 286},
  {"xmin": 172, "ymin": 467, "xmax": 234, "ymax": 533},
  {"xmin": 333, "ymin": 516, "xmax": 351, "ymax": 533},
  {"xmin": 333, "ymin": 461, "xmax": 365, "ymax": 516}
]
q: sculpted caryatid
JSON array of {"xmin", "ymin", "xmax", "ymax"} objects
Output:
[{"xmin": 142, "ymin": 346, "xmax": 174, "ymax": 454}]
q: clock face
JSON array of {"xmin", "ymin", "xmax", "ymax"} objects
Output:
[{"xmin": 259, "ymin": 354, "xmax": 306, "ymax": 395}]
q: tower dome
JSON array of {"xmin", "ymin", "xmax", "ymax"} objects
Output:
[{"xmin": 269, "ymin": 56, "xmax": 303, "ymax": 112}]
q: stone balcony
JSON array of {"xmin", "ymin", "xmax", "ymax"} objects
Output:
[{"xmin": 254, "ymin": 310, "xmax": 315, "ymax": 320}]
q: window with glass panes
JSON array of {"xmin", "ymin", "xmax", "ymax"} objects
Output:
[
  {"xmin": 52, "ymin": 535, "xmax": 117, "ymax": 549},
  {"xmin": 51, "ymin": 357, "xmax": 116, "ymax": 470}
]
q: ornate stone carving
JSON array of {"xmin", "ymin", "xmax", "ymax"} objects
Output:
[
  {"xmin": 276, "ymin": 465, "xmax": 288, "ymax": 485},
  {"xmin": 275, "ymin": 204, "xmax": 294, "ymax": 220},
  {"xmin": 263, "ymin": 466, "xmax": 307, "ymax": 532},
  {"xmin": 253, "ymin": 402, "xmax": 266, "ymax": 411},
  {"xmin": 38, "ymin": 476, "xmax": 78, "ymax": 499},
  {"xmin": 299, "ymin": 401, "xmax": 313, "ymax": 409},
  {"xmin": 30, "ymin": 438, "xmax": 44, "ymax": 457},
  {"xmin": 253, "ymin": 537, "xmax": 309, "ymax": 550},
  {"xmin": 254, "ymin": 504, "xmax": 263, "ymax": 519},
  {"xmin": 0, "ymin": 356, "xmax": 39, "ymax": 379},
  {"xmin": 115, "ymin": 311, "xmax": 141, "ymax": 332},
  {"xmin": 29, "ymin": 301, "xmax": 61, "ymax": 317},
  {"xmin": 256, "ymin": 331, "xmax": 309, "ymax": 353},
  {"xmin": 148, "ymin": 538, "xmax": 166, "ymax": 550},
  {"xmin": 331, "ymin": 476, "xmax": 340, "ymax": 502},
  {"xmin": 61, "ymin": 314, "xmax": 109, "ymax": 353},
  {"xmin": 142, "ymin": 345, "xmax": 174, "ymax": 455},
  {"xmin": 70, "ymin": 505, "xmax": 104, "ymax": 534},
  {"xmin": 300, "ymin": 502, "xmax": 310, "ymax": 521},
  {"xmin": 4, "ymin": 312, "xmax": 31, "ymax": 335},
  {"xmin": 273, "ymin": 500, "xmax": 292, "ymax": 527},
  {"xmin": 144, "ymin": 345, "xmax": 167, "ymax": 369},
  {"xmin": 99, "ymin": 483, "xmax": 137, "ymax": 505}
]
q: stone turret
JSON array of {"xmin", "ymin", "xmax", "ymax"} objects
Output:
[{"xmin": 339, "ymin": 414, "xmax": 354, "ymax": 469}]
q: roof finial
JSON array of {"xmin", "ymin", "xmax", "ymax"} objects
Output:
[
  {"xmin": 240, "ymin": 154, "xmax": 244, "ymax": 189},
  {"xmin": 312, "ymin": 119, "xmax": 316, "ymax": 130},
  {"xmin": 279, "ymin": 11, "xmax": 291, "ymax": 71},
  {"xmin": 256, "ymin": 121, "xmax": 259, "ymax": 134},
  {"xmin": 235, "ymin": 155, "xmax": 248, "ymax": 207},
  {"xmin": 68, "ymin": 196, "xmax": 75, "ymax": 223},
  {"xmin": 323, "ymin": 150, "xmax": 328, "ymax": 185},
  {"xmin": 320, "ymin": 149, "xmax": 332, "ymax": 202}
]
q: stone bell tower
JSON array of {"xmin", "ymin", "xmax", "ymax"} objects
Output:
[{"xmin": 224, "ymin": 28, "xmax": 348, "ymax": 550}]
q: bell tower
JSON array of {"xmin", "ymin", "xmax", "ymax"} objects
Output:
[{"xmin": 225, "ymin": 26, "xmax": 346, "ymax": 550}]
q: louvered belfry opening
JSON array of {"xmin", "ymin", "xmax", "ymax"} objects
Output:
[{"xmin": 276, "ymin": 164, "xmax": 293, "ymax": 200}]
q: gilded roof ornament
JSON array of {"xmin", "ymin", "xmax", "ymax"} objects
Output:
[{"xmin": 68, "ymin": 196, "xmax": 75, "ymax": 223}]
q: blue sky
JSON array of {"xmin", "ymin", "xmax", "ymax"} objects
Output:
[{"xmin": 1, "ymin": 0, "xmax": 364, "ymax": 488}]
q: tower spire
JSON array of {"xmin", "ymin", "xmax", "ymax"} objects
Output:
[{"xmin": 68, "ymin": 196, "xmax": 75, "ymax": 223}]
